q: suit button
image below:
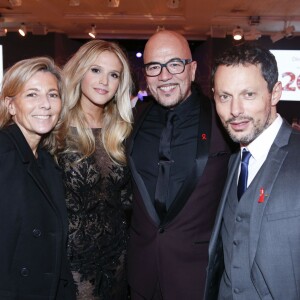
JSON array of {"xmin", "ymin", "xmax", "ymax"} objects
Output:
[
  {"xmin": 32, "ymin": 228, "xmax": 42, "ymax": 237},
  {"xmin": 236, "ymin": 216, "xmax": 242, "ymax": 222},
  {"xmin": 234, "ymin": 288, "xmax": 240, "ymax": 294},
  {"xmin": 158, "ymin": 227, "xmax": 164, "ymax": 233},
  {"xmin": 20, "ymin": 267, "xmax": 30, "ymax": 277},
  {"xmin": 233, "ymin": 240, "xmax": 238, "ymax": 246}
]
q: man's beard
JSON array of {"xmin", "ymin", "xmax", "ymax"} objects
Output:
[{"xmin": 224, "ymin": 111, "xmax": 272, "ymax": 145}]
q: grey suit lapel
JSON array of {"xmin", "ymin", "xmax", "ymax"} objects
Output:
[
  {"xmin": 208, "ymin": 152, "xmax": 240, "ymax": 255},
  {"xmin": 248, "ymin": 122, "xmax": 291, "ymax": 266}
]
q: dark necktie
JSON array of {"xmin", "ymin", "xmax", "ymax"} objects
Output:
[
  {"xmin": 237, "ymin": 149, "xmax": 251, "ymax": 200},
  {"xmin": 154, "ymin": 110, "xmax": 176, "ymax": 220}
]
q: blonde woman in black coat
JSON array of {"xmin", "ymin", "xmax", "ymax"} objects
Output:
[{"xmin": 0, "ymin": 57, "xmax": 76, "ymax": 300}]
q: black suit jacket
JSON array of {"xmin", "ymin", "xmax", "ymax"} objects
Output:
[
  {"xmin": 0, "ymin": 124, "xmax": 75, "ymax": 300},
  {"xmin": 126, "ymin": 91, "xmax": 233, "ymax": 300}
]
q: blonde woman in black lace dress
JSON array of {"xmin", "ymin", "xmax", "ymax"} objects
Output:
[{"xmin": 56, "ymin": 40, "xmax": 133, "ymax": 299}]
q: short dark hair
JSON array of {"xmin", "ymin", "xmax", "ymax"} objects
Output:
[{"xmin": 212, "ymin": 43, "xmax": 278, "ymax": 93}]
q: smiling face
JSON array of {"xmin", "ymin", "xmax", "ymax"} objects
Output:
[
  {"xmin": 80, "ymin": 50, "xmax": 122, "ymax": 111},
  {"xmin": 213, "ymin": 64, "xmax": 282, "ymax": 146},
  {"xmin": 143, "ymin": 31, "xmax": 197, "ymax": 108},
  {"xmin": 6, "ymin": 71, "xmax": 62, "ymax": 150}
]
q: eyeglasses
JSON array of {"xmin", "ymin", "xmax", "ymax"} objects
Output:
[{"xmin": 144, "ymin": 58, "xmax": 193, "ymax": 77}]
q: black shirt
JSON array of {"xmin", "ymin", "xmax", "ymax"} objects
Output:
[{"xmin": 132, "ymin": 91, "xmax": 200, "ymax": 209}]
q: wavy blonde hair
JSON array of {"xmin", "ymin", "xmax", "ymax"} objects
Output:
[
  {"xmin": 58, "ymin": 40, "xmax": 133, "ymax": 165},
  {"xmin": 0, "ymin": 56, "xmax": 64, "ymax": 155}
]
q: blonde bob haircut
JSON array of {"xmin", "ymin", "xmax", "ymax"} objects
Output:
[
  {"xmin": 60, "ymin": 39, "xmax": 133, "ymax": 165},
  {"xmin": 0, "ymin": 56, "xmax": 64, "ymax": 155}
]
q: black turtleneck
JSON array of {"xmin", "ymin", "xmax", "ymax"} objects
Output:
[{"xmin": 132, "ymin": 90, "xmax": 200, "ymax": 209}]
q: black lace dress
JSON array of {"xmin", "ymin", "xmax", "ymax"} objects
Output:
[{"xmin": 58, "ymin": 128, "xmax": 132, "ymax": 300}]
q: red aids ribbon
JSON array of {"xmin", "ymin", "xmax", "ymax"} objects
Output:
[
  {"xmin": 201, "ymin": 133, "xmax": 207, "ymax": 140},
  {"xmin": 258, "ymin": 188, "xmax": 265, "ymax": 203}
]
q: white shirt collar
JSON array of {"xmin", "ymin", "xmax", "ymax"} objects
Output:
[{"xmin": 242, "ymin": 114, "xmax": 283, "ymax": 161}]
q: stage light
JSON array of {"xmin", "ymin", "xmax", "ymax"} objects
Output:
[
  {"xmin": 136, "ymin": 52, "xmax": 142, "ymax": 58},
  {"xmin": 88, "ymin": 24, "xmax": 96, "ymax": 39},
  {"xmin": 248, "ymin": 16, "xmax": 260, "ymax": 26},
  {"xmin": 0, "ymin": 28, "xmax": 7, "ymax": 37},
  {"xmin": 107, "ymin": 0, "xmax": 120, "ymax": 7},
  {"xmin": 156, "ymin": 25, "xmax": 165, "ymax": 32},
  {"xmin": 232, "ymin": 26, "xmax": 243, "ymax": 40},
  {"xmin": 167, "ymin": 0, "xmax": 180, "ymax": 9},
  {"xmin": 270, "ymin": 25, "xmax": 295, "ymax": 43},
  {"xmin": 18, "ymin": 23, "xmax": 27, "ymax": 37},
  {"xmin": 69, "ymin": 0, "xmax": 80, "ymax": 6},
  {"xmin": 270, "ymin": 32, "xmax": 285, "ymax": 43},
  {"xmin": 244, "ymin": 27, "xmax": 262, "ymax": 41},
  {"xmin": 285, "ymin": 25, "xmax": 295, "ymax": 38},
  {"xmin": 9, "ymin": 0, "xmax": 22, "ymax": 6}
]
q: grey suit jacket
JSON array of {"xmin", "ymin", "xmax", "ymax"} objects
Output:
[{"xmin": 204, "ymin": 120, "xmax": 300, "ymax": 300}]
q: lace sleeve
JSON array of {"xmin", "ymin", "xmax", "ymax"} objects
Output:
[{"xmin": 120, "ymin": 166, "xmax": 132, "ymax": 210}]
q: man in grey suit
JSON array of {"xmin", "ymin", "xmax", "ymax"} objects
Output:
[{"xmin": 204, "ymin": 44, "xmax": 300, "ymax": 300}]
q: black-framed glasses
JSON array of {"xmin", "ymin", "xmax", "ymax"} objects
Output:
[{"xmin": 144, "ymin": 58, "xmax": 193, "ymax": 77}]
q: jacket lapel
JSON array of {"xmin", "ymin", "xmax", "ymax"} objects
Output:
[
  {"xmin": 4, "ymin": 124, "xmax": 58, "ymax": 211},
  {"xmin": 208, "ymin": 152, "xmax": 240, "ymax": 255},
  {"xmin": 248, "ymin": 122, "xmax": 291, "ymax": 267},
  {"xmin": 162, "ymin": 95, "xmax": 212, "ymax": 225},
  {"xmin": 127, "ymin": 100, "xmax": 154, "ymax": 156},
  {"xmin": 26, "ymin": 156, "xmax": 54, "ymax": 206},
  {"xmin": 127, "ymin": 101, "xmax": 161, "ymax": 224}
]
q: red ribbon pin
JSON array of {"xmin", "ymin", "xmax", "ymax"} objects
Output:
[
  {"xmin": 201, "ymin": 133, "xmax": 207, "ymax": 140},
  {"xmin": 258, "ymin": 188, "xmax": 265, "ymax": 203}
]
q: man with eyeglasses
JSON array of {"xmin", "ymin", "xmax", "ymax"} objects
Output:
[{"xmin": 126, "ymin": 30, "xmax": 232, "ymax": 300}]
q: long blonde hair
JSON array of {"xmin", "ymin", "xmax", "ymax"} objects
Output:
[
  {"xmin": 59, "ymin": 40, "xmax": 133, "ymax": 165},
  {"xmin": 0, "ymin": 56, "xmax": 64, "ymax": 155}
]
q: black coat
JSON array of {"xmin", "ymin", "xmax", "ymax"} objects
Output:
[{"xmin": 0, "ymin": 124, "xmax": 75, "ymax": 300}]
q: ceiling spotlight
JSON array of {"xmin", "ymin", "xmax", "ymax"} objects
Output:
[
  {"xmin": 285, "ymin": 25, "xmax": 295, "ymax": 38},
  {"xmin": 271, "ymin": 24, "xmax": 295, "ymax": 43},
  {"xmin": 244, "ymin": 27, "xmax": 262, "ymax": 41},
  {"xmin": 167, "ymin": 0, "xmax": 180, "ymax": 9},
  {"xmin": 69, "ymin": 0, "xmax": 80, "ymax": 6},
  {"xmin": 18, "ymin": 23, "xmax": 27, "ymax": 37},
  {"xmin": 107, "ymin": 0, "xmax": 120, "ymax": 7},
  {"xmin": 156, "ymin": 25, "xmax": 165, "ymax": 32},
  {"xmin": 0, "ymin": 28, "xmax": 7, "ymax": 37},
  {"xmin": 88, "ymin": 24, "xmax": 96, "ymax": 39},
  {"xmin": 270, "ymin": 32, "xmax": 285, "ymax": 43},
  {"xmin": 9, "ymin": 0, "xmax": 22, "ymax": 6},
  {"xmin": 248, "ymin": 16, "xmax": 260, "ymax": 26},
  {"xmin": 232, "ymin": 26, "xmax": 243, "ymax": 40}
]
